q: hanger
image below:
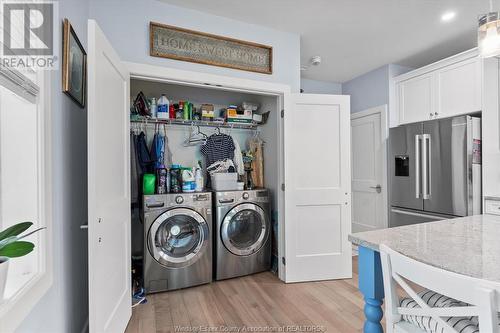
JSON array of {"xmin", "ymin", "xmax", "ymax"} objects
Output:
[
  {"xmin": 184, "ymin": 125, "xmax": 208, "ymax": 146},
  {"xmin": 252, "ymin": 129, "xmax": 265, "ymax": 145}
]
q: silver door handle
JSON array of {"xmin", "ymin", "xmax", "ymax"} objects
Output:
[
  {"xmin": 422, "ymin": 134, "xmax": 431, "ymax": 200},
  {"xmin": 80, "ymin": 224, "xmax": 88, "ymax": 230},
  {"xmin": 370, "ymin": 185, "xmax": 382, "ymax": 193},
  {"xmin": 415, "ymin": 134, "xmax": 421, "ymax": 199}
]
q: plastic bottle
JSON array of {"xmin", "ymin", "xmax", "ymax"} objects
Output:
[
  {"xmin": 170, "ymin": 165, "xmax": 182, "ymax": 193},
  {"xmin": 182, "ymin": 168, "xmax": 196, "ymax": 192},
  {"xmin": 183, "ymin": 101, "xmax": 190, "ymax": 120},
  {"xmin": 150, "ymin": 97, "xmax": 157, "ymax": 118},
  {"xmin": 156, "ymin": 165, "xmax": 168, "ymax": 194},
  {"xmin": 195, "ymin": 166, "xmax": 203, "ymax": 192},
  {"xmin": 157, "ymin": 94, "xmax": 170, "ymax": 120},
  {"xmin": 169, "ymin": 104, "xmax": 175, "ymax": 119}
]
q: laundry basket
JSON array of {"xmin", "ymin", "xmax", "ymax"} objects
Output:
[{"xmin": 211, "ymin": 173, "xmax": 238, "ymax": 191}]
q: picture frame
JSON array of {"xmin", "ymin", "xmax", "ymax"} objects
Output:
[
  {"xmin": 150, "ymin": 22, "xmax": 273, "ymax": 75},
  {"xmin": 62, "ymin": 18, "xmax": 87, "ymax": 108}
]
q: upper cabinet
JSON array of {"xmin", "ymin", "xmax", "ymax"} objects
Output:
[
  {"xmin": 436, "ymin": 58, "xmax": 481, "ymax": 119},
  {"xmin": 398, "ymin": 73, "xmax": 434, "ymax": 125},
  {"xmin": 393, "ymin": 49, "xmax": 482, "ymax": 126}
]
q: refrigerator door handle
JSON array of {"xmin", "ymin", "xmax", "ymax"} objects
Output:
[
  {"xmin": 415, "ymin": 134, "xmax": 421, "ymax": 199},
  {"xmin": 422, "ymin": 134, "xmax": 431, "ymax": 200}
]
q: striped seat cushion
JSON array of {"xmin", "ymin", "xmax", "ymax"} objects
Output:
[{"xmin": 399, "ymin": 290, "xmax": 479, "ymax": 333}]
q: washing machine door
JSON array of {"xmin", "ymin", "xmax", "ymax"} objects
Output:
[
  {"xmin": 221, "ymin": 203, "xmax": 269, "ymax": 256},
  {"xmin": 148, "ymin": 208, "xmax": 209, "ymax": 268}
]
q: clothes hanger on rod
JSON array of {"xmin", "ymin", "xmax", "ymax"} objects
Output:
[{"xmin": 184, "ymin": 125, "xmax": 208, "ymax": 146}]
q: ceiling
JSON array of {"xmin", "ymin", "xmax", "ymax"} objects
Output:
[{"xmin": 158, "ymin": 0, "xmax": 491, "ymax": 83}]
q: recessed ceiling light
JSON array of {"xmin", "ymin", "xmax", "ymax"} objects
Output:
[{"xmin": 441, "ymin": 11, "xmax": 456, "ymax": 22}]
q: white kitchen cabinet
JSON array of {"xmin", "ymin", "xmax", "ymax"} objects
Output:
[
  {"xmin": 397, "ymin": 73, "xmax": 434, "ymax": 125},
  {"xmin": 393, "ymin": 49, "xmax": 482, "ymax": 126},
  {"xmin": 436, "ymin": 57, "xmax": 481, "ymax": 119}
]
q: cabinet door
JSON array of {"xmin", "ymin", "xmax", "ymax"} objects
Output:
[
  {"xmin": 398, "ymin": 73, "xmax": 434, "ymax": 125},
  {"xmin": 436, "ymin": 58, "xmax": 481, "ymax": 118}
]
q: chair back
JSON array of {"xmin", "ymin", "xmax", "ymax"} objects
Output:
[{"xmin": 380, "ymin": 244, "xmax": 500, "ymax": 333}]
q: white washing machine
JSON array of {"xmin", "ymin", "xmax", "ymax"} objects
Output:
[
  {"xmin": 143, "ymin": 193, "xmax": 212, "ymax": 293},
  {"xmin": 214, "ymin": 189, "xmax": 271, "ymax": 280}
]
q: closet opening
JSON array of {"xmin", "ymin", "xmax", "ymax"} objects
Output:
[{"xmin": 128, "ymin": 76, "xmax": 284, "ymax": 300}]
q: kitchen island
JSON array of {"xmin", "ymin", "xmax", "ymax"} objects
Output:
[{"xmin": 348, "ymin": 214, "xmax": 500, "ymax": 333}]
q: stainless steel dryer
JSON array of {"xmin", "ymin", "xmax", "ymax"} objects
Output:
[
  {"xmin": 143, "ymin": 193, "xmax": 212, "ymax": 293},
  {"xmin": 214, "ymin": 189, "xmax": 271, "ymax": 280}
]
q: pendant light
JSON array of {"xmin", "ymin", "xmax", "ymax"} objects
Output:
[{"xmin": 478, "ymin": 0, "xmax": 500, "ymax": 57}]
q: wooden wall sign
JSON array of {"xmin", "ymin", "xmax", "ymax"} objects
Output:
[{"xmin": 150, "ymin": 22, "xmax": 272, "ymax": 74}]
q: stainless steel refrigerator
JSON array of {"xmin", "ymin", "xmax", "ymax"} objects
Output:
[{"xmin": 389, "ymin": 115, "xmax": 482, "ymax": 227}]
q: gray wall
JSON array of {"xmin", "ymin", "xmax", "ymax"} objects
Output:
[
  {"xmin": 342, "ymin": 64, "xmax": 412, "ymax": 113},
  {"xmin": 300, "ymin": 78, "xmax": 342, "ymax": 94},
  {"xmin": 16, "ymin": 0, "xmax": 90, "ymax": 332},
  {"xmin": 89, "ymin": 0, "xmax": 301, "ymax": 92}
]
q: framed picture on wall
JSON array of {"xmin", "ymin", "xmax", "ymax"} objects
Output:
[{"xmin": 62, "ymin": 18, "xmax": 87, "ymax": 108}]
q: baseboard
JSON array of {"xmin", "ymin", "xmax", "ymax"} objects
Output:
[{"xmin": 81, "ymin": 318, "xmax": 89, "ymax": 333}]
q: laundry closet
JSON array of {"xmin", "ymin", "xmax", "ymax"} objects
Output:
[
  {"xmin": 128, "ymin": 77, "xmax": 283, "ymax": 296},
  {"xmin": 87, "ymin": 20, "xmax": 351, "ymax": 333}
]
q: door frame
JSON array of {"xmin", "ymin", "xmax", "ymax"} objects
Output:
[
  {"xmin": 125, "ymin": 61, "xmax": 290, "ymax": 280},
  {"xmin": 350, "ymin": 105, "xmax": 389, "ymax": 230}
]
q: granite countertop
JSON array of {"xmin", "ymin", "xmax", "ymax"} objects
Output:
[{"xmin": 349, "ymin": 214, "xmax": 500, "ymax": 283}]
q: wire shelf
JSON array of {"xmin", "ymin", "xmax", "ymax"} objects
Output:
[{"xmin": 130, "ymin": 117, "xmax": 259, "ymax": 130}]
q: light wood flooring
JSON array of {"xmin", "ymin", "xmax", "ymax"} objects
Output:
[{"xmin": 125, "ymin": 257, "xmax": 367, "ymax": 333}]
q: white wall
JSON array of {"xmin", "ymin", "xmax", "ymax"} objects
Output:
[
  {"xmin": 16, "ymin": 0, "xmax": 90, "ymax": 332},
  {"xmin": 89, "ymin": 0, "xmax": 301, "ymax": 92},
  {"xmin": 300, "ymin": 78, "xmax": 342, "ymax": 94}
]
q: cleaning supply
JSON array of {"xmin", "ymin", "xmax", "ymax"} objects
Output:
[
  {"xmin": 195, "ymin": 166, "xmax": 204, "ymax": 192},
  {"xmin": 143, "ymin": 174, "xmax": 156, "ymax": 195},
  {"xmin": 183, "ymin": 101, "xmax": 190, "ymax": 120},
  {"xmin": 182, "ymin": 168, "xmax": 196, "ymax": 192},
  {"xmin": 169, "ymin": 104, "xmax": 175, "ymax": 119},
  {"xmin": 150, "ymin": 97, "xmax": 157, "ymax": 118},
  {"xmin": 170, "ymin": 165, "xmax": 182, "ymax": 193},
  {"xmin": 157, "ymin": 94, "xmax": 169, "ymax": 120},
  {"xmin": 155, "ymin": 166, "xmax": 168, "ymax": 194}
]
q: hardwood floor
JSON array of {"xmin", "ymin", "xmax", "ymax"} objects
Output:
[{"xmin": 125, "ymin": 258, "xmax": 366, "ymax": 333}]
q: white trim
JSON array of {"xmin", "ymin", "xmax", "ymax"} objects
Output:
[
  {"xmin": 0, "ymin": 69, "xmax": 53, "ymax": 333},
  {"xmin": 125, "ymin": 61, "xmax": 290, "ymax": 282},
  {"xmin": 351, "ymin": 105, "xmax": 389, "ymax": 229},
  {"xmin": 125, "ymin": 62, "xmax": 291, "ymax": 96}
]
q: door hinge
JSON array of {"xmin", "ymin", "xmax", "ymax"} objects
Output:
[
  {"xmin": 281, "ymin": 183, "xmax": 285, "ymax": 191},
  {"xmin": 282, "ymin": 257, "xmax": 286, "ymax": 266},
  {"xmin": 281, "ymin": 109, "xmax": 284, "ymax": 118}
]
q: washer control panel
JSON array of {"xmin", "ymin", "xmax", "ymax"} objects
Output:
[
  {"xmin": 242, "ymin": 192, "xmax": 250, "ymax": 200},
  {"xmin": 175, "ymin": 196, "xmax": 184, "ymax": 204}
]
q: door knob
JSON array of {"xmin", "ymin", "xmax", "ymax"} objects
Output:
[{"xmin": 370, "ymin": 185, "xmax": 382, "ymax": 193}]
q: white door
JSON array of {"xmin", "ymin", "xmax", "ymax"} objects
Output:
[
  {"xmin": 284, "ymin": 93, "xmax": 352, "ymax": 282},
  {"xmin": 87, "ymin": 20, "xmax": 131, "ymax": 333},
  {"xmin": 351, "ymin": 106, "xmax": 388, "ymax": 233}
]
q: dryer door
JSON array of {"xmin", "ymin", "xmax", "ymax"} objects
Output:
[
  {"xmin": 221, "ymin": 203, "xmax": 269, "ymax": 256},
  {"xmin": 148, "ymin": 208, "xmax": 209, "ymax": 268}
]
